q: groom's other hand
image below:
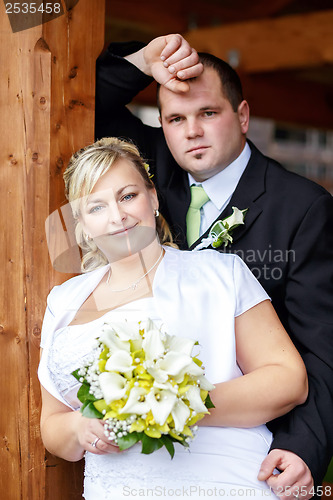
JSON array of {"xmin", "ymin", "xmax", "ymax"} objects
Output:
[{"xmin": 258, "ymin": 449, "xmax": 314, "ymax": 499}]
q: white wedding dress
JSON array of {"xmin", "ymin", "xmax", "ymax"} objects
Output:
[{"xmin": 39, "ymin": 296, "xmax": 278, "ymax": 499}]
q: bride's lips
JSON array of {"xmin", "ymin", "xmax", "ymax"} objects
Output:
[{"xmin": 109, "ymin": 223, "xmax": 138, "ymax": 236}]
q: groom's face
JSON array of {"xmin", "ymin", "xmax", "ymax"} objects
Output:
[{"xmin": 159, "ymin": 67, "xmax": 249, "ymax": 182}]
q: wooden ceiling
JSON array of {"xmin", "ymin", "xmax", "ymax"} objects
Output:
[{"xmin": 104, "ymin": 0, "xmax": 333, "ymax": 130}]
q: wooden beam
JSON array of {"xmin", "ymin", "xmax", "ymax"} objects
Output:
[
  {"xmin": 0, "ymin": 12, "xmax": 44, "ymax": 499},
  {"xmin": 185, "ymin": 9, "xmax": 333, "ymax": 73},
  {"xmin": 242, "ymin": 73, "xmax": 333, "ymax": 130},
  {"xmin": 105, "ymin": 0, "xmax": 298, "ymax": 40},
  {"xmin": 0, "ymin": 1, "xmax": 105, "ymax": 498}
]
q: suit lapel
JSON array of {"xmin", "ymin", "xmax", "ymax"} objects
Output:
[
  {"xmin": 165, "ymin": 166, "xmax": 190, "ymax": 248},
  {"xmin": 189, "ymin": 141, "xmax": 268, "ymax": 249}
]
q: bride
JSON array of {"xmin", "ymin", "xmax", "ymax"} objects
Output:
[{"xmin": 38, "ymin": 137, "xmax": 308, "ymax": 499}]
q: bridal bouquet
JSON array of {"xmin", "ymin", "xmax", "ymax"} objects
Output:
[{"xmin": 72, "ymin": 319, "xmax": 215, "ymax": 458}]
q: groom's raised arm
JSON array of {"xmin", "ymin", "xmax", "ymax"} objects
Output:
[{"xmin": 95, "ymin": 35, "xmax": 202, "ymax": 143}]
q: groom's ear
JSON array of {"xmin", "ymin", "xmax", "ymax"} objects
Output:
[{"xmin": 237, "ymin": 100, "xmax": 250, "ymax": 135}]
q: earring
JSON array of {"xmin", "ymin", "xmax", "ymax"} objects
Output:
[{"xmin": 154, "ymin": 209, "xmax": 160, "ymax": 217}]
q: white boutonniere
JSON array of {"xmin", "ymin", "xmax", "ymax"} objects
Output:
[{"xmin": 193, "ymin": 207, "xmax": 248, "ymax": 251}]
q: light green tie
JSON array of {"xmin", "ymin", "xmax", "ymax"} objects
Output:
[{"xmin": 186, "ymin": 185, "xmax": 210, "ymax": 247}]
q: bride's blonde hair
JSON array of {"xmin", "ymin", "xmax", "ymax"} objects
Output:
[{"xmin": 63, "ymin": 137, "xmax": 176, "ymax": 272}]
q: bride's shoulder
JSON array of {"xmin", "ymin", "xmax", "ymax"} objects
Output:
[{"xmin": 47, "ymin": 266, "xmax": 109, "ymax": 303}]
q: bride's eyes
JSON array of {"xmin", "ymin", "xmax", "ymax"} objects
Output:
[
  {"xmin": 121, "ymin": 193, "xmax": 136, "ymax": 202},
  {"xmin": 86, "ymin": 193, "xmax": 137, "ymax": 213},
  {"xmin": 88, "ymin": 205, "xmax": 104, "ymax": 214}
]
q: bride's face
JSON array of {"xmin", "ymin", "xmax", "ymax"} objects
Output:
[{"xmin": 80, "ymin": 159, "xmax": 159, "ymax": 262}]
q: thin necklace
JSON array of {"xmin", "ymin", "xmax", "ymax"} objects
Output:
[{"xmin": 106, "ymin": 248, "xmax": 164, "ymax": 292}]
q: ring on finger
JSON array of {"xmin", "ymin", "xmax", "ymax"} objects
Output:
[{"xmin": 91, "ymin": 437, "xmax": 100, "ymax": 448}]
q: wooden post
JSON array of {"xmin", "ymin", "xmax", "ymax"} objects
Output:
[{"xmin": 0, "ymin": 1, "xmax": 105, "ymax": 498}]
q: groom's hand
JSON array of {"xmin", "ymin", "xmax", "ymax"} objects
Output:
[
  {"xmin": 125, "ymin": 34, "xmax": 203, "ymax": 93},
  {"xmin": 258, "ymin": 449, "xmax": 314, "ymax": 499}
]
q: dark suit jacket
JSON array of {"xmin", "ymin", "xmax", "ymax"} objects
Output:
[{"xmin": 95, "ymin": 42, "xmax": 333, "ymax": 486}]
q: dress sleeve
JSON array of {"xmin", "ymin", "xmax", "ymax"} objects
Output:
[
  {"xmin": 233, "ymin": 255, "xmax": 270, "ymax": 317},
  {"xmin": 38, "ymin": 348, "xmax": 72, "ymax": 408},
  {"xmin": 38, "ymin": 288, "xmax": 73, "ymax": 408},
  {"xmin": 39, "ymin": 289, "xmax": 57, "ymax": 348}
]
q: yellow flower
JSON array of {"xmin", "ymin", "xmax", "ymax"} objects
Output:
[
  {"xmin": 93, "ymin": 399, "xmax": 109, "ymax": 413},
  {"xmin": 98, "ymin": 359, "xmax": 107, "ymax": 372},
  {"xmin": 144, "ymin": 427, "xmax": 162, "ymax": 439},
  {"xmin": 130, "ymin": 419, "xmax": 146, "ymax": 433}
]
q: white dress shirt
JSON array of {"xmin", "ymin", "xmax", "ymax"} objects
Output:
[{"xmin": 188, "ymin": 142, "xmax": 251, "ymax": 236}]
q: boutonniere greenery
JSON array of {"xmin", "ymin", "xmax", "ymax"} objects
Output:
[{"xmin": 194, "ymin": 207, "xmax": 248, "ymax": 251}]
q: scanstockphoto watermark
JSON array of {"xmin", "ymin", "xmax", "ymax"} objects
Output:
[
  {"xmin": 122, "ymin": 485, "xmax": 276, "ymax": 497},
  {"xmin": 163, "ymin": 246, "xmax": 296, "ymax": 282},
  {"xmin": 4, "ymin": 0, "xmax": 80, "ymax": 33},
  {"xmin": 224, "ymin": 246, "xmax": 296, "ymax": 281},
  {"xmin": 44, "ymin": 203, "xmax": 296, "ymax": 281}
]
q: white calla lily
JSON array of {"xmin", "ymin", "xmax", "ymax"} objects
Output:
[
  {"xmin": 119, "ymin": 386, "xmax": 150, "ymax": 415},
  {"xmin": 224, "ymin": 206, "xmax": 246, "ymax": 228},
  {"xmin": 197, "ymin": 375, "xmax": 215, "ymax": 391},
  {"xmin": 159, "ymin": 351, "xmax": 192, "ymax": 377},
  {"xmin": 165, "ymin": 336, "xmax": 196, "ymax": 356},
  {"xmin": 171, "ymin": 399, "xmax": 191, "ymax": 432},
  {"xmin": 185, "ymin": 385, "xmax": 209, "ymax": 413},
  {"xmin": 153, "ymin": 380, "xmax": 179, "ymax": 394},
  {"xmin": 142, "ymin": 328, "xmax": 165, "ymax": 361},
  {"xmin": 99, "ymin": 329, "xmax": 130, "ymax": 353},
  {"xmin": 144, "ymin": 361, "xmax": 169, "ymax": 383},
  {"xmin": 146, "ymin": 389, "xmax": 178, "ymax": 425},
  {"xmin": 185, "ymin": 361, "xmax": 204, "ymax": 377},
  {"xmin": 99, "ymin": 372, "xmax": 127, "ymax": 404},
  {"xmin": 154, "ymin": 352, "xmax": 203, "ymax": 385},
  {"xmin": 105, "ymin": 350, "xmax": 134, "ymax": 373},
  {"xmin": 107, "ymin": 322, "xmax": 142, "ymax": 342}
]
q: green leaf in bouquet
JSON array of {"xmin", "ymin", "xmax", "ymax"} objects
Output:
[
  {"xmin": 205, "ymin": 393, "xmax": 215, "ymax": 409},
  {"xmin": 117, "ymin": 431, "xmax": 143, "ymax": 451},
  {"xmin": 141, "ymin": 434, "xmax": 164, "ymax": 455},
  {"xmin": 160, "ymin": 435, "xmax": 175, "ymax": 459},
  {"xmin": 71, "ymin": 368, "xmax": 82, "ymax": 382},
  {"xmin": 77, "ymin": 383, "xmax": 96, "ymax": 403},
  {"xmin": 81, "ymin": 401, "xmax": 103, "ymax": 419}
]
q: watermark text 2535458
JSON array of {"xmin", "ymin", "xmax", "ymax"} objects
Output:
[
  {"xmin": 4, "ymin": 1, "xmax": 80, "ymax": 33},
  {"xmin": 5, "ymin": 2, "xmax": 61, "ymax": 14}
]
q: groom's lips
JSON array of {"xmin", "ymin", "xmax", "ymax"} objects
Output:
[{"xmin": 186, "ymin": 146, "xmax": 210, "ymax": 154}]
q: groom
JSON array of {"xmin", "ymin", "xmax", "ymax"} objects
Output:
[{"xmin": 95, "ymin": 34, "xmax": 333, "ymax": 498}]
